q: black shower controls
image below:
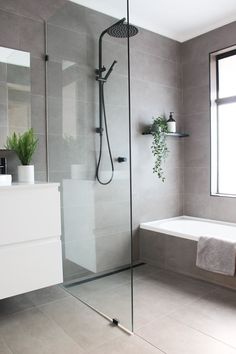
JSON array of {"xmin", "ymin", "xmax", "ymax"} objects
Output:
[
  {"xmin": 0, "ymin": 157, "xmax": 7, "ymax": 174},
  {"xmin": 117, "ymin": 157, "xmax": 127, "ymax": 163}
]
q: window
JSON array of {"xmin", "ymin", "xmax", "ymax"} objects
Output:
[{"xmin": 211, "ymin": 47, "xmax": 236, "ymax": 196}]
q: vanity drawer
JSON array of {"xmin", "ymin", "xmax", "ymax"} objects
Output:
[
  {"xmin": 0, "ymin": 185, "xmax": 61, "ymax": 246},
  {"xmin": 0, "ymin": 238, "xmax": 63, "ymax": 299}
]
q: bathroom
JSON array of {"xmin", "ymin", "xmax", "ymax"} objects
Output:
[{"xmin": 0, "ymin": 0, "xmax": 236, "ymax": 353}]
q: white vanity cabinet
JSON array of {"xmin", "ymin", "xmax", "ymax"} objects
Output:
[{"xmin": 0, "ymin": 183, "xmax": 63, "ymax": 299}]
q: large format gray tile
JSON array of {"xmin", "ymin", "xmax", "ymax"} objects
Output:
[
  {"xmin": 184, "ymin": 111, "xmax": 210, "ymax": 141},
  {"xmin": 39, "ymin": 296, "xmax": 126, "ymax": 351},
  {"xmin": 170, "ymin": 287, "xmax": 236, "ymax": 349},
  {"xmin": 0, "ymin": 307, "xmax": 84, "ymax": 354},
  {"xmin": 184, "ymin": 139, "xmax": 210, "ymax": 168},
  {"xmin": 183, "ymin": 59, "xmax": 209, "ymax": 89},
  {"xmin": 131, "ymin": 26, "xmax": 180, "ymax": 63},
  {"xmin": 25, "ymin": 286, "xmax": 69, "ymax": 307},
  {"xmin": 131, "ymin": 50, "xmax": 181, "ymax": 88},
  {"xmin": 31, "ymin": 133, "xmax": 46, "ymax": 172},
  {"xmin": 47, "ymin": 1, "xmax": 86, "ymax": 33},
  {"xmin": 31, "ymin": 57, "xmax": 45, "ymax": 96},
  {"xmin": 137, "ymin": 316, "xmax": 236, "ymax": 354},
  {"xmin": 0, "ymin": 0, "xmax": 19, "ymax": 14},
  {"xmin": 184, "ymin": 167, "xmax": 210, "ymax": 194},
  {"xmin": 14, "ymin": 0, "xmax": 67, "ymax": 21},
  {"xmin": 69, "ymin": 282, "xmax": 133, "ymax": 331},
  {"xmin": 183, "ymin": 192, "xmax": 212, "ymax": 218},
  {"xmin": 88, "ymin": 334, "xmax": 163, "ymax": 354},
  {"xmin": 0, "ymin": 295, "xmax": 34, "ymax": 320},
  {"xmin": 0, "ymin": 11, "xmax": 19, "ymax": 48},
  {"xmin": 47, "ymin": 24, "xmax": 87, "ymax": 64},
  {"xmin": 31, "ymin": 95, "xmax": 45, "ymax": 135},
  {"xmin": 183, "ymin": 85, "xmax": 209, "ymax": 115},
  {"xmin": 0, "ymin": 336, "xmax": 12, "ymax": 354},
  {"xmin": 19, "ymin": 16, "xmax": 44, "ymax": 58}
]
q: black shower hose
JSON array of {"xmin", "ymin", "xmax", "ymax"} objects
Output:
[{"xmin": 95, "ymin": 83, "xmax": 114, "ymax": 185}]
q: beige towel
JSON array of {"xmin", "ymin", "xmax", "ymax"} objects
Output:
[{"xmin": 196, "ymin": 236, "xmax": 236, "ymax": 276}]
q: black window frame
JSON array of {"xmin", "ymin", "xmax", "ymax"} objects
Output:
[{"xmin": 211, "ymin": 48, "xmax": 236, "ymax": 197}]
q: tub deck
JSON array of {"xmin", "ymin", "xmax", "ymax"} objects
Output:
[
  {"xmin": 139, "ymin": 216, "xmax": 236, "ymax": 290},
  {"xmin": 140, "ymin": 216, "xmax": 236, "ymax": 242}
]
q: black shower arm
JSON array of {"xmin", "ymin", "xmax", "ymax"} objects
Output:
[{"xmin": 98, "ymin": 18, "xmax": 126, "ymax": 72}]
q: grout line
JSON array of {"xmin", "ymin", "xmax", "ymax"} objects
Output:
[
  {"xmin": 0, "ymin": 335, "xmax": 14, "ymax": 354},
  {"xmin": 135, "ymin": 333, "xmax": 167, "ymax": 354},
  {"xmin": 168, "ymin": 314, "xmax": 236, "ymax": 352},
  {"xmin": 0, "ymin": 7, "xmax": 44, "ymax": 24}
]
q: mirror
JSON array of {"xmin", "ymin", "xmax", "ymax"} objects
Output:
[{"xmin": 0, "ymin": 46, "xmax": 31, "ymax": 148}]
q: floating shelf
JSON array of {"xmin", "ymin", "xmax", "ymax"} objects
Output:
[
  {"xmin": 166, "ymin": 132, "xmax": 189, "ymax": 137},
  {"xmin": 142, "ymin": 130, "xmax": 189, "ymax": 138}
]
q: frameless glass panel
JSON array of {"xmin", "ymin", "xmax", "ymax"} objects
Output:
[
  {"xmin": 218, "ymin": 103, "xmax": 236, "ymax": 194},
  {"xmin": 218, "ymin": 55, "xmax": 236, "ymax": 98},
  {"xmin": 46, "ymin": 0, "xmax": 133, "ymax": 331}
]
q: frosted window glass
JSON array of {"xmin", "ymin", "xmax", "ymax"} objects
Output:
[
  {"xmin": 218, "ymin": 103, "xmax": 236, "ymax": 194},
  {"xmin": 218, "ymin": 55, "xmax": 236, "ymax": 98}
]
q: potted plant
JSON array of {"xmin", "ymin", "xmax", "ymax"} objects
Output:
[
  {"xmin": 151, "ymin": 116, "xmax": 169, "ymax": 182},
  {"xmin": 5, "ymin": 129, "xmax": 38, "ymax": 183}
]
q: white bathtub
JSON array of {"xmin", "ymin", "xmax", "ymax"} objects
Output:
[{"xmin": 140, "ymin": 216, "xmax": 236, "ymax": 242}]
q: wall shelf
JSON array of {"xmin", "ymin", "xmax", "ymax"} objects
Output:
[{"xmin": 142, "ymin": 130, "xmax": 189, "ymax": 138}]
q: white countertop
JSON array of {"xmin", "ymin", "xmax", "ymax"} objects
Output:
[{"xmin": 0, "ymin": 182, "xmax": 60, "ymax": 190}]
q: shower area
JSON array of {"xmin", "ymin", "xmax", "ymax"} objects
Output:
[
  {"xmin": 43, "ymin": 1, "xmax": 236, "ymax": 351},
  {"xmin": 46, "ymin": 0, "xmax": 135, "ymax": 332}
]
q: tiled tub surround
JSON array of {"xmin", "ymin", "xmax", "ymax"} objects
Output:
[
  {"xmin": 140, "ymin": 217, "xmax": 236, "ymax": 290},
  {"xmin": 131, "ymin": 27, "xmax": 184, "ymax": 259},
  {"xmin": 182, "ymin": 21, "xmax": 236, "ymax": 222}
]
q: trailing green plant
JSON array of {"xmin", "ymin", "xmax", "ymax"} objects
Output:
[
  {"xmin": 151, "ymin": 116, "xmax": 169, "ymax": 182},
  {"xmin": 5, "ymin": 129, "xmax": 38, "ymax": 165}
]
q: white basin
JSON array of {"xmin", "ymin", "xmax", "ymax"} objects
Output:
[{"xmin": 0, "ymin": 175, "xmax": 12, "ymax": 186}]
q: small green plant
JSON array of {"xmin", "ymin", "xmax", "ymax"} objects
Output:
[
  {"xmin": 151, "ymin": 116, "xmax": 169, "ymax": 182},
  {"xmin": 5, "ymin": 129, "xmax": 38, "ymax": 165}
]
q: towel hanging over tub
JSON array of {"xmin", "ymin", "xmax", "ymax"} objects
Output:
[{"xmin": 196, "ymin": 236, "xmax": 236, "ymax": 276}]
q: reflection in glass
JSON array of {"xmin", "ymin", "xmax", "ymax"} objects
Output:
[
  {"xmin": 47, "ymin": 0, "xmax": 133, "ymax": 332},
  {"xmin": 0, "ymin": 47, "xmax": 30, "ymax": 148}
]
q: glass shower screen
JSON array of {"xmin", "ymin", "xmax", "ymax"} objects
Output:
[{"xmin": 46, "ymin": 0, "xmax": 133, "ymax": 332}]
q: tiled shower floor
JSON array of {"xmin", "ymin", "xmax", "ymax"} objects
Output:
[{"xmin": 1, "ymin": 265, "xmax": 236, "ymax": 353}]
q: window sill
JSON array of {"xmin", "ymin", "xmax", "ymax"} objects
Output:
[{"xmin": 211, "ymin": 192, "xmax": 236, "ymax": 199}]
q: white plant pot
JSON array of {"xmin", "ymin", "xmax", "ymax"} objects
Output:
[{"xmin": 18, "ymin": 165, "xmax": 35, "ymax": 184}]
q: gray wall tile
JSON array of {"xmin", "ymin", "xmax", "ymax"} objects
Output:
[
  {"xmin": 19, "ymin": 16, "xmax": 44, "ymax": 58},
  {"xmin": 0, "ymin": 10, "xmax": 20, "ymax": 48},
  {"xmin": 182, "ymin": 21, "xmax": 236, "ymax": 222}
]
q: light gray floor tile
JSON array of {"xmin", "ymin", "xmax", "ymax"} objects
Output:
[
  {"xmin": 67, "ymin": 281, "xmax": 133, "ymax": 330},
  {"xmin": 137, "ymin": 316, "xmax": 236, "ymax": 354},
  {"xmin": 133, "ymin": 265, "xmax": 164, "ymax": 280},
  {"xmin": 0, "ymin": 307, "xmax": 84, "ymax": 354},
  {"xmin": 170, "ymin": 286, "xmax": 236, "ymax": 348},
  {"xmin": 132, "ymin": 272, "xmax": 216, "ymax": 330},
  {"xmin": 0, "ymin": 336, "xmax": 12, "ymax": 354},
  {"xmin": 0, "ymin": 294, "xmax": 35, "ymax": 320},
  {"xmin": 87, "ymin": 334, "xmax": 164, "ymax": 354},
  {"xmin": 67, "ymin": 270, "xmax": 131, "ymax": 299},
  {"xmin": 25, "ymin": 285, "xmax": 70, "ymax": 307},
  {"xmin": 39, "ymin": 296, "xmax": 126, "ymax": 351}
]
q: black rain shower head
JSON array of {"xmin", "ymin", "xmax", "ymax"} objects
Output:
[{"xmin": 107, "ymin": 23, "xmax": 139, "ymax": 38}]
